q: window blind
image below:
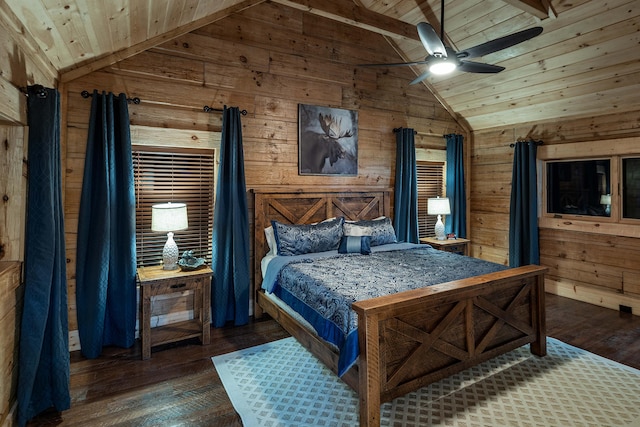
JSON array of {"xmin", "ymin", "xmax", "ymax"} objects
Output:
[
  {"xmin": 417, "ymin": 161, "xmax": 445, "ymax": 238},
  {"xmin": 133, "ymin": 150, "xmax": 215, "ymax": 267}
]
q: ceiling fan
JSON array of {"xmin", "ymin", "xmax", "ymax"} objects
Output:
[{"xmin": 360, "ymin": 0, "xmax": 543, "ymax": 85}]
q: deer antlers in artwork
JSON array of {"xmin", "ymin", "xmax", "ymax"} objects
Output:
[{"xmin": 318, "ymin": 113, "xmax": 353, "ymax": 139}]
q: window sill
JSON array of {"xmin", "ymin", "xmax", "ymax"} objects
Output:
[{"xmin": 539, "ymin": 217, "xmax": 640, "ymax": 238}]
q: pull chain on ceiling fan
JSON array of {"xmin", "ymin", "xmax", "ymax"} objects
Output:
[{"xmin": 359, "ymin": 0, "xmax": 543, "ymax": 84}]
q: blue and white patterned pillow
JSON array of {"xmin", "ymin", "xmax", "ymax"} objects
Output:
[
  {"xmin": 272, "ymin": 217, "xmax": 344, "ymax": 256},
  {"xmin": 338, "ymin": 235, "xmax": 371, "ymax": 255},
  {"xmin": 343, "ymin": 217, "xmax": 397, "ymax": 246}
]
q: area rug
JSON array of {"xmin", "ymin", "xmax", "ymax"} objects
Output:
[{"xmin": 212, "ymin": 337, "xmax": 640, "ymax": 426}]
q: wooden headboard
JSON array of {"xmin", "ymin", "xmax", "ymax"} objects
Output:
[{"xmin": 251, "ymin": 187, "xmax": 392, "ymax": 309}]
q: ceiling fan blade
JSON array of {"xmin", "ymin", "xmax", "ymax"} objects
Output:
[
  {"xmin": 410, "ymin": 70, "xmax": 431, "ymax": 85},
  {"xmin": 357, "ymin": 59, "xmax": 430, "ymax": 68},
  {"xmin": 417, "ymin": 22, "xmax": 447, "ymax": 57},
  {"xmin": 458, "ymin": 61, "xmax": 505, "ymax": 73},
  {"xmin": 457, "ymin": 27, "xmax": 543, "ymax": 59}
]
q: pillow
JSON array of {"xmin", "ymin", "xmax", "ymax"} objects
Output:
[
  {"xmin": 265, "ymin": 217, "xmax": 336, "ymax": 256},
  {"xmin": 264, "ymin": 226, "xmax": 277, "ymax": 256},
  {"xmin": 338, "ymin": 235, "xmax": 371, "ymax": 255},
  {"xmin": 343, "ymin": 217, "xmax": 397, "ymax": 246},
  {"xmin": 272, "ymin": 217, "xmax": 344, "ymax": 256}
]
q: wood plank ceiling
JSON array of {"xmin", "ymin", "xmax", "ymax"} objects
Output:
[{"xmin": 5, "ymin": 0, "xmax": 640, "ymax": 130}]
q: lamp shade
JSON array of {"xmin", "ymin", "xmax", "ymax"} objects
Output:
[
  {"xmin": 600, "ymin": 194, "xmax": 611, "ymax": 205},
  {"xmin": 151, "ymin": 203, "xmax": 188, "ymax": 232},
  {"xmin": 427, "ymin": 197, "xmax": 451, "ymax": 216}
]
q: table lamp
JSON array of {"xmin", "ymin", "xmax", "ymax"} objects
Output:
[
  {"xmin": 427, "ymin": 196, "xmax": 451, "ymax": 241},
  {"xmin": 151, "ymin": 202, "xmax": 188, "ymax": 270},
  {"xmin": 600, "ymin": 194, "xmax": 611, "ymax": 216}
]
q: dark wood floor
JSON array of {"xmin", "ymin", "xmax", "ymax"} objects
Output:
[{"xmin": 27, "ymin": 293, "xmax": 640, "ymax": 426}]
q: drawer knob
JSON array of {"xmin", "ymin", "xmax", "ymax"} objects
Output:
[{"xmin": 170, "ymin": 283, "xmax": 187, "ymax": 289}]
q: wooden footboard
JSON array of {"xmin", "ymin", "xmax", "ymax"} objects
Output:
[{"xmin": 352, "ymin": 264, "xmax": 546, "ymax": 427}]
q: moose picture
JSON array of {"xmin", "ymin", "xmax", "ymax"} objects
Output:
[{"xmin": 298, "ymin": 104, "xmax": 358, "ymax": 175}]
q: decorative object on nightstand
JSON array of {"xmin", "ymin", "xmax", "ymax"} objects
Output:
[
  {"xmin": 600, "ymin": 194, "xmax": 611, "ymax": 216},
  {"xmin": 427, "ymin": 196, "xmax": 451, "ymax": 240},
  {"xmin": 151, "ymin": 202, "xmax": 188, "ymax": 270},
  {"xmin": 178, "ymin": 250, "xmax": 206, "ymax": 271}
]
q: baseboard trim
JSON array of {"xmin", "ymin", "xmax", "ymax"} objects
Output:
[{"xmin": 546, "ymin": 279, "xmax": 640, "ymax": 316}]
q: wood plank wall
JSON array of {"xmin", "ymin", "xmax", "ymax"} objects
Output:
[
  {"xmin": 470, "ymin": 112, "xmax": 640, "ymax": 313},
  {"xmin": 62, "ymin": 2, "xmax": 464, "ymax": 350}
]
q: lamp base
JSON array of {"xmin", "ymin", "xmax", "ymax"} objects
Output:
[
  {"xmin": 434, "ymin": 215, "xmax": 446, "ymax": 241},
  {"xmin": 162, "ymin": 232, "xmax": 179, "ymax": 270}
]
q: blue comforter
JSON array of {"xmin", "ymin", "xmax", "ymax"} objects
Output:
[{"xmin": 262, "ymin": 243, "xmax": 508, "ymax": 376}]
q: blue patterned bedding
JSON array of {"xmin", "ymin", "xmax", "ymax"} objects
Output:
[{"xmin": 262, "ymin": 243, "xmax": 508, "ymax": 376}]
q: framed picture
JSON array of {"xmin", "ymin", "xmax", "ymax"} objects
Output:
[{"xmin": 298, "ymin": 104, "xmax": 358, "ymax": 176}]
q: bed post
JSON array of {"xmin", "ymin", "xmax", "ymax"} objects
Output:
[
  {"xmin": 355, "ymin": 307, "xmax": 381, "ymax": 427},
  {"xmin": 531, "ymin": 271, "xmax": 547, "ymax": 356},
  {"xmin": 253, "ymin": 189, "xmax": 265, "ymax": 319}
]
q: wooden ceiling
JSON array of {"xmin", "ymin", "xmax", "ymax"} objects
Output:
[{"xmin": 5, "ymin": 0, "xmax": 639, "ymax": 130}]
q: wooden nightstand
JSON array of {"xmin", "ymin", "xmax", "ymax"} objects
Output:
[
  {"xmin": 420, "ymin": 237, "xmax": 470, "ymax": 256},
  {"xmin": 137, "ymin": 265, "xmax": 213, "ymax": 359}
]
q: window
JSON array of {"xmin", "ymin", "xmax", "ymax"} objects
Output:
[
  {"xmin": 133, "ymin": 150, "xmax": 215, "ymax": 267},
  {"xmin": 417, "ymin": 161, "xmax": 445, "ymax": 238},
  {"xmin": 623, "ymin": 157, "xmax": 640, "ymax": 219},
  {"xmin": 543, "ymin": 155, "xmax": 640, "ymax": 224},
  {"xmin": 539, "ymin": 138, "xmax": 640, "ymax": 237},
  {"xmin": 546, "ymin": 159, "xmax": 610, "ymax": 217}
]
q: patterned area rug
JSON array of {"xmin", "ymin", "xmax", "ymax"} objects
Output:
[{"xmin": 212, "ymin": 337, "xmax": 640, "ymax": 426}]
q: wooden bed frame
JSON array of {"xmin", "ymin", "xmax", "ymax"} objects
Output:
[{"xmin": 252, "ymin": 188, "xmax": 547, "ymax": 427}]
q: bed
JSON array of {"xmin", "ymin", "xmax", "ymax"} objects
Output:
[{"xmin": 252, "ymin": 188, "xmax": 547, "ymax": 427}]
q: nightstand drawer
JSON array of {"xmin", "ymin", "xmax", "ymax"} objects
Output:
[
  {"xmin": 440, "ymin": 243, "xmax": 467, "ymax": 255},
  {"xmin": 420, "ymin": 237, "xmax": 470, "ymax": 256},
  {"xmin": 146, "ymin": 278, "xmax": 201, "ymax": 296}
]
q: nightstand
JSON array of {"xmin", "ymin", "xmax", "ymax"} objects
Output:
[
  {"xmin": 420, "ymin": 237, "xmax": 470, "ymax": 256},
  {"xmin": 137, "ymin": 265, "xmax": 213, "ymax": 359}
]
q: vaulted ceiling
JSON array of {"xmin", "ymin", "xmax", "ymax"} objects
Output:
[{"xmin": 5, "ymin": 0, "xmax": 639, "ymax": 130}]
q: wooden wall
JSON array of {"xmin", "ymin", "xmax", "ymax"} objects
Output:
[
  {"xmin": 62, "ymin": 2, "xmax": 464, "ymax": 349},
  {"xmin": 470, "ymin": 111, "xmax": 640, "ymax": 314}
]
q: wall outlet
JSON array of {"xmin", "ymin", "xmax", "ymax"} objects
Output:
[{"xmin": 619, "ymin": 305, "xmax": 632, "ymax": 314}]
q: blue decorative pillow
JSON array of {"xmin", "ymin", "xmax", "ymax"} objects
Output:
[
  {"xmin": 343, "ymin": 217, "xmax": 397, "ymax": 246},
  {"xmin": 272, "ymin": 217, "xmax": 344, "ymax": 256},
  {"xmin": 338, "ymin": 235, "xmax": 371, "ymax": 255}
]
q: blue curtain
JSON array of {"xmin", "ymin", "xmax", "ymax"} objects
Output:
[
  {"xmin": 509, "ymin": 140, "xmax": 540, "ymax": 267},
  {"xmin": 76, "ymin": 91, "xmax": 137, "ymax": 358},
  {"xmin": 393, "ymin": 128, "xmax": 419, "ymax": 243},
  {"xmin": 17, "ymin": 86, "xmax": 70, "ymax": 426},
  {"xmin": 445, "ymin": 134, "xmax": 467, "ymax": 238},
  {"xmin": 211, "ymin": 107, "xmax": 250, "ymax": 327}
]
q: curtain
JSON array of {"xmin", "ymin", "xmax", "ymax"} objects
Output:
[
  {"xmin": 445, "ymin": 134, "xmax": 467, "ymax": 238},
  {"xmin": 211, "ymin": 107, "xmax": 250, "ymax": 327},
  {"xmin": 509, "ymin": 140, "xmax": 540, "ymax": 267},
  {"xmin": 17, "ymin": 86, "xmax": 70, "ymax": 426},
  {"xmin": 76, "ymin": 91, "xmax": 137, "ymax": 358},
  {"xmin": 393, "ymin": 128, "xmax": 419, "ymax": 243}
]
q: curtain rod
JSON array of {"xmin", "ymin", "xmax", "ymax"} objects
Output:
[
  {"xmin": 393, "ymin": 128, "xmax": 458, "ymax": 138},
  {"xmin": 392, "ymin": 128, "xmax": 417, "ymax": 135},
  {"xmin": 19, "ymin": 85, "xmax": 48, "ymax": 98},
  {"xmin": 509, "ymin": 138, "xmax": 543, "ymax": 147},
  {"xmin": 81, "ymin": 90, "xmax": 141, "ymax": 104},
  {"xmin": 203, "ymin": 105, "xmax": 248, "ymax": 115}
]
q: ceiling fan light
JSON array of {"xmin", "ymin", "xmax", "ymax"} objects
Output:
[{"xmin": 429, "ymin": 60, "xmax": 457, "ymax": 75}]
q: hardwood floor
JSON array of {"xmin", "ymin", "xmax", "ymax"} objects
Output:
[{"xmin": 26, "ymin": 293, "xmax": 640, "ymax": 426}]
